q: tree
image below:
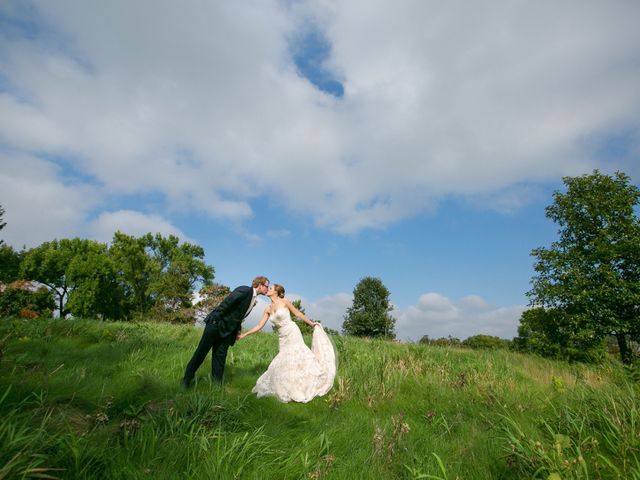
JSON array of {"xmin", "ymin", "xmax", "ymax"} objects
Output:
[
  {"xmin": 65, "ymin": 240, "xmax": 127, "ymax": 320},
  {"xmin": 16, "ymin": 232, "xmax": 215, "ymax": 322},
  {"xmin": 0, "ymin": 244, "xmax": 22, "ymax": 283},
  {"xmin": 109, "ymin": 232, "xmax": 155, "ymax": 317},
  {"xmin": 513, "ymin": 308, "xmax": 604, "ymax": 362},
  {"xmin": 527, "ymin": 170, "xmax": 640, "ymax": 363},
  {"xmin": 20, "ymin": 238, "xmax": 86, "ymax": 317},
  {"xmin": 0, "ymin": 205, "xmax": 23, "ymax": 285},
  {"xmin": 0, "ymin": 204, "xmax": 6, "ymax": 246},
  {"xmin": 342, "ymin": 276, "xmax": 396, "ymax": 338},
  {"xmin": 19, "ymin": 238, "xmax": 122, "ymax": 319},
  {"xmin": 109, "ymin": 232, "xmax": 214, "ymax": 322},
  {"xmin": 143, "ymin": 233, "xmax": 214, "ymax": 311}
]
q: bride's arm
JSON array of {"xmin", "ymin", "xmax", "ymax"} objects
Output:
[
  {"xmin": 238, "ymin": 308, "xmax": 270, "ymax": 340},
  {"xmin": 286, "ymin": 299, "xmax": 320, "ymax": 327}
]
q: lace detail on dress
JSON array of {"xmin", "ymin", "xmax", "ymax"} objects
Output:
[{"xmin": 252, "ymin": 307, "xmax": 336, "ymax": 403}]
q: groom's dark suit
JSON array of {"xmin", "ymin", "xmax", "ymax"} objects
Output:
[{"xmin": 182, "ymin": 285, "xmax": 255, "ymax": 385}]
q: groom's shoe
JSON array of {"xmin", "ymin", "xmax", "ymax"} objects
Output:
[{"xmin": 180, "ymin": 378, "xmax": 193, "ymax": 390}]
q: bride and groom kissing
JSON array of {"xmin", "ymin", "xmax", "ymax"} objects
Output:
[{"xmin": 181, "ymin": 276, "xmax": 336, "ymax": 403}]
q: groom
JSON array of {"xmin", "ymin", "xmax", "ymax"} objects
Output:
[{"xmin": 181, "ymin": 275, "xmax": 270, "ymax": 388}]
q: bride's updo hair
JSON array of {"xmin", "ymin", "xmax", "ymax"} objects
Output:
[{"xmin": 273, "ymin": 284, "xmax": 285, "ymax": 298}]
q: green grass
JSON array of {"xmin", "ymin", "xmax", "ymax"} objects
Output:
[{"xmin": 0, "ymin": 317, "xmax": 638, "ymax": 479}]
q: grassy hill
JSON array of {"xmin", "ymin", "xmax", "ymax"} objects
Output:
[{"xmin": 0, "ymin": 318, "xmax": 638, "ymax": 479}]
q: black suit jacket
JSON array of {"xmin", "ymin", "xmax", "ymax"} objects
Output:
[{"xmin": 204, "ymin": 285, "xmax": 253, "ymax": 346}]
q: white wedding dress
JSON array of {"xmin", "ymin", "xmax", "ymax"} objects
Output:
[{"xmin": 252, "ymin": 307, "xmax": 336, "ymax": 403}]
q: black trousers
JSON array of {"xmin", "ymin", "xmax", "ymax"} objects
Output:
[{"xmin": 183, "ymin": 323, "xmax": 232, "ymax": 383}]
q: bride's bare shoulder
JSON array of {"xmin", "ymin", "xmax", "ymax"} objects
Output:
[{"xmin": 273, "ymin": 300, "xmax": 289, "ymax": 311}]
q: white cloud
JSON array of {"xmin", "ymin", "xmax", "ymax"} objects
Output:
[
  {"xmin": 266, "ymin": 229, "xmax": 291, "ymax": 239},
  {"xmin": 1, "ymin": 0, "xmax": 639, "ymax": 240},
  {"xmin": 0, "ymin": 153, "xmax": 189, "ymax": 248},
  {"xmin": 86, "ymin": 210, "xmax": 192, "ymax": 244},
  {"xmin": 465, "ymin": 184, "xmax": 547, "ymax": 214},
  {"xmin": 0, "ymin": 152, "xmax": 100, "ymax": 248},
  {"xmin": 0, "ymin": 94, "xmax": 70, "ymax": 151},
  {"xmin": 397, "ymin": 292, "xmax": 526, "ymax": 341},
  {"xmin": 303, "ymin": 292, "xmax": 353, "ymax": 332}
]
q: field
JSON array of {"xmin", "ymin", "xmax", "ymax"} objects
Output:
[{"xmin": 1, "ymin": 318, "xmax": 638, "ymax": 479}]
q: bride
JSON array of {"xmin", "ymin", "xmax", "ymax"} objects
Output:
[{"xmin": 238, "ymin": 284, "xmax": 336, "ymax": 403}]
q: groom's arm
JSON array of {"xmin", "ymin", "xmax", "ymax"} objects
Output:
[
  {"xmin": 205, "ymin": 286, "xmax": 249, "ymax": 325},
  {"xmin": 212, "ymin": 287, "xmax": 248, "ymax": 316}
]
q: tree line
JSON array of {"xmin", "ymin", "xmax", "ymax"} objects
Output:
[
  {"xmin": 0, "ymin": 231, "xmax": 214, "ymax": 322},
  {"xmin": 1, "ymin": 169, "xmax": 639, "ymax": 363}
]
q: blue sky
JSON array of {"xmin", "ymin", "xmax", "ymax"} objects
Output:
[{"xmin": 1, "ymin": 1, "xmax": 639, "ymax": 340}]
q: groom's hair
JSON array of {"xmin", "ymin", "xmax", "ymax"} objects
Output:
[{"xmin": 252, "ymin": 276, "xmax": 269, "ymax": 288}]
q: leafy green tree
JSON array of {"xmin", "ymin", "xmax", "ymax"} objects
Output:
[
  {"xmin": 15, "ymin": 232, "xmax": 215, "ymax": 322},
  {"xmin": 342, "ymin": 276, "xmax": 395, "ymax": 338},
  {"xmin": 109, "ymin": 232, "xmax": 154, "ymax": 317},
  {"xmin": 20, "ymin": 238, "xmax": 88, "ymax": 317},
  {"xmin": 0, "ymin": 245, "xmax": 22, "ymax": 283},
  {"xmin": 0, "ymin": 205, "xmax": 22, "ymax": 294},
  {"xmin": 20, "ymin": 238, "xmax": 122, "ymax": 319},
  {"xmin": 143, "ymin": 233, "xmax": 214, "ymax": 311},
  {"xmin": 65, "ymin": 240, "xmax": 127, "ymax": 320},
  {"xmin": 528, "ymin": 170, "xmax": 640, "ymax": 363},
  {"xmin": 109, "ymin": 232, "xmax": 215, "ymax": 322},
  {"xmin": 513, "ymin": 308, "xmax": 605, "ymax": 362}
]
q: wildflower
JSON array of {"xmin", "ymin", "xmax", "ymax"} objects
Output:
[{"xmin": 95, "ymin": 412, "xmax": 109, "ymax": 424}]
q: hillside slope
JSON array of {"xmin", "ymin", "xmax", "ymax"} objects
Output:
[{"xmin": 0, "ymin": 318, "xmax": 637, "ymax": 479}]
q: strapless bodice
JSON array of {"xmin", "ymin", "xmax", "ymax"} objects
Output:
[{"xmin": 269, "ymin": 307, "xmax": 293, "ymax": 328}]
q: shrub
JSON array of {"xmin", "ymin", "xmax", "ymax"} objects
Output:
[
  {"xmin": 0, "ymin": 281, "xmax": 54, "ymax": 318},
  {"xmin": 462, "ymin": 334, "xmax": 511, "ymax": 350}
]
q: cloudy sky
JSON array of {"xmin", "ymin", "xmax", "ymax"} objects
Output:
[{"xmin": 1, "ymin": 0, "xmax": 639, "ymax": 340}]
